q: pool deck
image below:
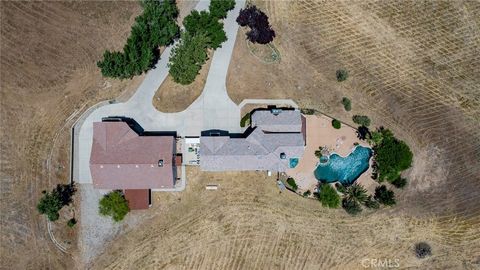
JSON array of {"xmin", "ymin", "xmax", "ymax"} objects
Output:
[{"xmin": 286, "ymin": 114, "xmax": 376, "ymax": 192}]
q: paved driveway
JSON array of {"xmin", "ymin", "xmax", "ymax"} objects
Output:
[{"xmin": 75, "ymin": 0, "xmax": 246, "ymax": 183}]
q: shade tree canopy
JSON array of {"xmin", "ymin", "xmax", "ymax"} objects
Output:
[{"xmin": 236, "ymin": 5, "xmax": 276, "ymax": 44}]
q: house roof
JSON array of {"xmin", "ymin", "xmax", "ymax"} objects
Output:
[
  {"xmin": 124, "ymin": 189, "xmax": 150, "ymax": 210},
  {"xmin": 90, "ymin": 122, "xmax": 175, "ymax": 189},
  {"xmin": 251, "ymin": 109, "xmax": 302, "ymax": 132},
  {"xmin": 200, "ymin": 110, "xmax": 305, "ymax": 172}
]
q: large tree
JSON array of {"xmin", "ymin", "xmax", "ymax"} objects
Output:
[
  {"xmin": 373, "ymin": 128, "xmax": 413, "ymax": 181},
  {"xmin": 168, "ymin": 33, "xmax": 209, "ymax": 85},
  {"xmin": 236, "ymin": 5, "xmax": 275, "ymax": 44},
  {"xmin": 183, "ymin": 10, "xmax": 227, "ymax": 49},
  {"xmin": 318, "ymin": 184, "xmax": 340, "ymax": 208},
  {"xmin": 209, "ymin": 0, "xmax": 235, "ymax": 19},
  {"xmin": 37, "ymin": 184, "xmax": 76, "ymax": 221}
]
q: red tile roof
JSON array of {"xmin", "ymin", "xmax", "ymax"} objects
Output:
[
  {"xmin": 124, "ymin": 189, "xmax": 150, "ymax": 210},
  {"xmin": 90, "ymin": 122, "xmax": 175, "ymax": 189}
]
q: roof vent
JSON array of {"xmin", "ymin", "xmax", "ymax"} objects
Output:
[
  {"xmin": 271, "ymin": 108, "xmax": 282, "ymax": 116},
  {"xmin": 158, "ymin": 159, "xmax": 164, "ymax": 167},
  {"xmin": 280, "ymin": 152, "xmax": 286, "ymax": 159}
]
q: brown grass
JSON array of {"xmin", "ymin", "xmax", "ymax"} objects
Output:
[{"xmin": 153, "ymin": 56, "xmax": 212, "ymax": 112}]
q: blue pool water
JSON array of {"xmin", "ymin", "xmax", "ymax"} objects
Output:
[
  {"xmin": 314, "ymin": 146, "xmax": 372, "ymax": 185},
  {"xmin": 289, "ymin": 158, "xmax": 299, "ymax": 168}
]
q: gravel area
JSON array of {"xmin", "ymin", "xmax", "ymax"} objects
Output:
[{"xmin": 78, "ymin": 184, "xmax": 147, "ymax": 265}]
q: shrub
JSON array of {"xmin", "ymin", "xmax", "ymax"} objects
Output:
[
  {"xmin": 352, "ymin": 115, "xmax": 371, "ymax": 127},
  {"xmin": 183, "ymin": 10, "xmax": 227, "ymax": 49},
  {"xmin": 303, "ymin": 190, "xmax": 311, "ymax": 197},
  {"xmin": 37, "ymin": 184, "xmax": 76, "ymax": 222},
  {"xmin": 414, "ymin": 242, "xmax": 432, "ymax": 259},
  {"xmin": 336, "ymin": 69, "xmax": 348, "ymax": 82},
  {"xmin": 342, "ymin": 197, "xmax": 362, "ymax": 215},
  {"xmin": 335, "ymin": 183, "xmax": 346, "ymax": 193},
  {"xmin": 168, "ymin": 33, "xmax": 209, "ymax": 85},
  {"xmin": 99, "ymin": 191, "xmax": 130, "ymax": 222},
  {"xmin": 301, "ymin": 108, "xmax": 316, "ymax": 115},
  {"xmin": 286, "ymin": 177, "xmax": 298, "ymax": 191},
  {"xmin": 209, "ymin": 0, "xmax": 235, "ymax": 19},
  {"xmin": 391, "ymin": 177, "xmax": 407, "ymax": 189},
  {"xmin": 240, "ymin": 112, "xmax": 251, "ymax": 127},
  {"xmin": 364, "ymin": 195, "xmax": 380, "ymax": 209},
  {"xmin": 373, "ymin": 128, "xmax": 413, "ymax": 181},
  {"xmin": 318, "ymin": 184, "xmax": 340, "ymax": 208},
  {"xmin": 314, "ymin": 146, "xmax": 323, "ymax": 158},
  {"xmin": 97, "ymin": 0, "xmax": 179, "ymax": 79},
  {"xmin": 332, "ymin": 119, "xmax": 341, "ymax": 129},
  {"xmin": 374, "ymin": 185, "xmax": 396, "ymax": 206},
  {"xmin": 341, "ymin": 97, "xmax": 351, "ymax": 111},
  {"xmin": 237, "ymin": 5, "xmax": 275, "ymax": 44},
  {"xmin": 67, "ymin": 218, "xmax": 77, "ymax": 228}
]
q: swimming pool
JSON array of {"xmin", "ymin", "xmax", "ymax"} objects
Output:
[{"xmin": 314, "ymin": 146, "xmax": 372, "ymax": 185}]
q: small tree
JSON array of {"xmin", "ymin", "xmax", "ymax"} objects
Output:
[
  {"xmin": 341, "ymin": 97, "xmax": 351, "ymax": 111},
  {"xmin": 318, "ymin": 184, "xmax": 340, "ymax": 208},
  {"xmin": 336, "ymin": 69, "xmax": 348, "ymax": 82},
  {"xmin": 67, "ymin": 218, "xmax": 77, "ymax": 228},
  {"xmin": 209, "ymin": 0, "xmax": 235, "ymax": 19},
  {"xmin": 352, "ymin": 115, "xmax": 371, "ymax": 127},
  {"xmin": 374, "ymin": 185, "xmax": 396, "ymax": 206},
  {"xmin": 237, "ymin": 5, "xmax": 275, "ymax": 44},
  {"xmin": 364, "ymin": 195, "xmax": 380, "ymax": 209},
  {"xmin": 37, "ymin": 191, "xmax": 62, "ymax": 221},
  {"xmin": 414, "ymin": 242, "xmax": 432, "ymax": 258},
  {"xmin": 99, "ymin": 191, "xmax": 130, "ymax": 222},
  {"xmin": 332, "ymin": 119, "xmax": 341, "ymax": 129},
  {"xmin": 168, "ymin": 32, "xmax": 209, "ymax": 85},
  {"xmin": 344, "ymin": 183, "xmax": 368, "ymax": 204},
  {"xmin": 391, "ymin": 177, "xmax": 407, "ymax": 189},
  {"xmin": 303, "ymin": 190, "xmax": 311, "ymax": 197},
  {"xmin": 342, "ymin": 197, "xmax": 362, "ymax": 215},
  {"xmin": 286, "ymin": 177, "xmax": 298, "ymax": 191}
]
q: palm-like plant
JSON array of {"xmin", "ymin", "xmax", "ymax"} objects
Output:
[{"xmin": 344, "ymin": 183, "xmax": 368, "ymax": 204}]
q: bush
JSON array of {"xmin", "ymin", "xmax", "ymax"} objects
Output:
[
  {"xmin": 286, "ymin": 177, "xmax": 298, "ymax": 191},
  {"xmin": 391, "ymin": 177, "xmax": 407, "ymax": 189},
  {"xmin": 37, "ymin": 184, "xmax": 76, "ymax": 222},
  {"xmin": 97, "ymin": 0, "xmax": 179, "ymax": 79},
  {"xmin": 168, "ymin": 33, "xmax": 209, "ymax": 85},
  {"xmin": 183, "ymin": 10, "xmax": 227, "ymax": 49},
  {"xmin": 352, "ymin": 115, "xmax": 371, "ymax": 127},
  {"xmin": 373, "ymin": 128, "xmax": 413, "ymax": 181},
  {"xmin": 414, "ymin": 242, "xmax": 432, "ymax": 259},
  {"xmin": 332, "ymin": 119, "xmax": 341, "ymax": 129},
  {"xmin": 364, "ymin": 195, "xmax": 380, "ymax": 209},
  {"xmin": 336, "ymin": 69, "xmax": 348, "ymax": 82},
  {"xmin": 318, "ymin": 184, "xmax": 340, "ymax": 208},
  {"xmin": 301, "ymin": 108, "xmax": 316, "ymax": 115},
  {"xmin": 342, "ymin": 197, "xmax": 362, "ymax": 215},
  {"xmin": 314, "ymin": 146, "xmax": 323, "ymax": 158},
  {"xmin": 303, "ymin": 190, "xmax": 311, "ymax": 197},
  {"xmin": 341, "ymin": 97, "xmax": 351, "ymax": 111},
  {"xmin": 99, "ymin": 191, "xmax": 130, "ymax": 222},
  {"xmin": 237, "ymin": 5, "xmax": 275, "ymax": 44},
  {"xmin": 209, "ymin": 0, "xmax": 235, "ymax": 19},
  {"xmin": 374, "ymin": 185, "xmax": 396, "ymax": 206},
  {"xmin": 240, "ymin": 112, "xmax": 251, "ymax": 127},
  {"xmin": 335, "ymin": 183, "xmax": 346, "ymax": 193},
  {"xmin": 67, "ymin": 218, "xmax": 77, "ymax": 228}
]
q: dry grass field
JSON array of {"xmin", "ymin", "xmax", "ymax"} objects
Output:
[{"xmin": 1, "ymin": 0, "xmax": 479, "ymax": 269}]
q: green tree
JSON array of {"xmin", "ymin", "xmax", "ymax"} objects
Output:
[
  {"xmin": 168, "ymin": 32, "xmax": 209, "ymax": 85},
  {"xmin": 332, "ymin": 119, "xmax": 341, "ymax": 129},
  {"xmin": 318, "ymin": 184, "xmax": 340, "ymax": 208},
  {"xmin": 341, "ymin": 97, "xmax": 351, "ymax": 111},
  {"xmin": 344, "ymin": 183, "xmax": 368, "ymax": 204},
  {"xmin": 183, "ymin": 10, "xmax": 227, "ymax": 49},
  {"xmin": 342, "ymin": 197, "xmax": 362, "ymax": 215},
  {"xmin": 286, "ymin": 177, "xmax": 298, "ymax": 191},
  {"xmin": 364, "ymin": 195, "xmax": 380, "ymax": 209},
  {"xmin": 99, "ymin": 191, "xmax": 130, "ymax": 222},
  {"xmin": 352, "ymin": 115, "xmax": 371, "ymax": 127},
  {"xmin": 336, "ymin": 69, "xmax": 348, "ymax": 82},
  {"xmin": 391, "ymin": 177, "xmax": 407, "ymax": 189},
  {"xmin": 209, "ymin": 0, "xmax": 235, "ymax": 19},
  {"xmin": 37, "ymin": 191, "xmax": 62, "ymax": 221},
  {"xmin": 374, "ymin": 185, "xmax": 396, "ymax": 206},
  {"xmin": 373, "ymin": 128, "xmax": 413, "ymax": 181}
]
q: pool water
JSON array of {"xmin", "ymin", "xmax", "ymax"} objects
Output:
[
  {"xmin": 289, "ymin": 158, "xmax": 299, "ymax": 168},
  {"xmin": 314, "ymin": 146, "xmax": 372, "ymax": 185}
]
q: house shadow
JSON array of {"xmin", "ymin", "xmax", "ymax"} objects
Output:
[{"xmin": 102, "ymin": 116, "xmax": 176, "ymax": 137}]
